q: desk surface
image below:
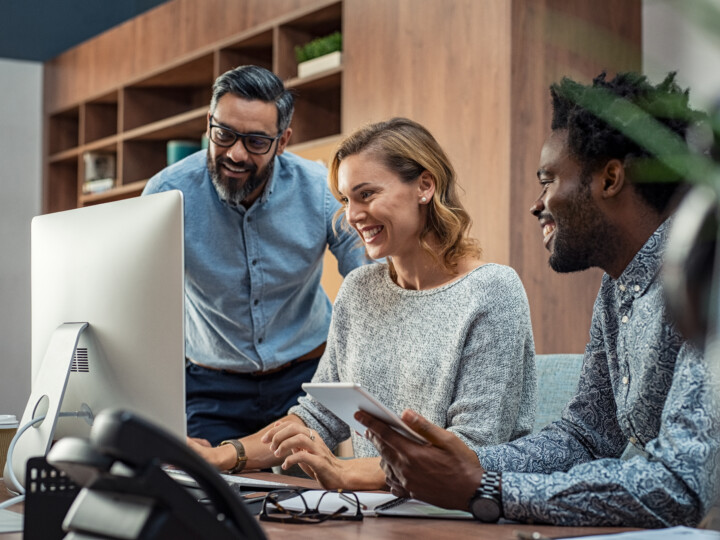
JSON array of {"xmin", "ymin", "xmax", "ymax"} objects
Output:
[{"xmin": 2, "ymin": 473, "xmax": 638, "ymax": 539}]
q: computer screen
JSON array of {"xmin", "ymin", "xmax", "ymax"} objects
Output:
[{"xmin": 4, "ymin": 190, "xmax": 186, "ymax": 491}]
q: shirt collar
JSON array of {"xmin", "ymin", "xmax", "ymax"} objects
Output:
[
  {"xmin": 258, "ymin": 154, "xmax": 280, "ymax": 205},
  {"xmin": 615, "ymin": 217, "xmax": 673, "ymax": 297}
]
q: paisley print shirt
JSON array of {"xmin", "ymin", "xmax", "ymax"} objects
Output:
[{"xmin": 476, "ymin": 219, "xmax": 720, "ymax": 527}]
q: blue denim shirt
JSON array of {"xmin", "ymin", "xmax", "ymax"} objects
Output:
[
  {"xmin": 477, "ymin": 219, "xmax": 720, "ymax": 527},
  {"xmin": 143, "ymin": 150, "xmax": 367, "ymax": 372}
]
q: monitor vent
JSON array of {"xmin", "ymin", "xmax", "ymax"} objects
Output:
[{"xmin": 71, "ymin": 348, "xmax": 89, "ymax": 372}]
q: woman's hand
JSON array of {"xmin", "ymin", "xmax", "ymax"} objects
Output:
[{"xmin": 261, "ymin": 422, "xmax": 349, "ymax": 489}]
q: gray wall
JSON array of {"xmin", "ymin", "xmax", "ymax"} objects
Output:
[
  {"xmin": 644, "ymin": 0, "xmax": 720, "ymax": 109},
  {"xmin": 0, "ymin": 58, "xmax": 41, "ymax": 417}
]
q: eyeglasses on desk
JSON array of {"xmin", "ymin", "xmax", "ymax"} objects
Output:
[{"xmin": 259, "ymin": 488, "xmax": 364, "ymax": 524}]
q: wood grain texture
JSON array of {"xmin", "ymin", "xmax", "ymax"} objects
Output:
[
  {"xmin": 342, "ymin": 0, "xmax": 640, "ymax": 354},
  {"xmin": 509, "ymin": 0, "xmax": 641, "ymax": 353},
  {"xmin": 343, "ymin": 0, "xmax": 513, "ymax": 264}
]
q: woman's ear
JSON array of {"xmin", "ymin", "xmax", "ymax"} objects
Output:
[
  {"xmin": 418, "ymin": 170, "xmax": 436, "ymax": 203},
  {"xmin": 600, "ymin": 159, "xmax": 626, "ymax": 199}
]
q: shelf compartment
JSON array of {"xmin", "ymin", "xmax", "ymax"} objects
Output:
[
  {"xmin": 133, "ymin": 54, "xmax": 215, "ymax": 88},
  {"xmin": 80, "ymin": 180, "xmax": 146, "ymax": 207},
  {"xmin": 218, "ymin": 29, "xmax": 274, "ymax": 74},
  {"xmin": 48, "ymin": 106, "xmax": 80, "ymax": 155},
  {"xmin": 121, "ymin": 139, "xmax": 171, "ymax": 186},
  {"xmin": 122, "ymin": 54, "xmax": 214, "ymax": 131},
  {"xmin": 80, "ymin": 143, "xmax": 118, "ymax": 195},
  {"xmin": 276, "ymin": 1, "xmax": 342, "ymax": 80},
  {"xmin": 122, "ymin": 107, "xmax": 207, "ymax": 142},
  {"xmin": 83, "ymin": 91, "xmax": 119, "ymax": 144},
  {"xmin": 288, "ymin": 69, "xmax": 341, "ymax": 145}
]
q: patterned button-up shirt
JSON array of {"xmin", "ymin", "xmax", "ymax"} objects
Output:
[{"xmin": 477, "ymin": 219, "xmax": 720, "ymax": 527}]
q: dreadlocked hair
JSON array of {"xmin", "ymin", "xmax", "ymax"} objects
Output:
[{"xmin": 550, "ymin": 71, "xmax": 708, "ymax": 213}]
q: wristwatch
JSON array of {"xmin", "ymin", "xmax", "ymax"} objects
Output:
[
  {"xmin": 219, "ymin": 439, "xmax": 247, "ymax": 474},
  {"xmin": 469, "ymin": 471, "xmax": 503, "ymax": 522}
]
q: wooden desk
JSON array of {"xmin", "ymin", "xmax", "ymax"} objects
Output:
[{"xmin": 2, "ymin": 474, "xmax": 638, "ymax": 539}]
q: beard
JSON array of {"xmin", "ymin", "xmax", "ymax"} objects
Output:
[
  {"xmin": 207, "ymin": 151, "xmax": 275, "ymax": 206},
  {"xmin": 548, "ymin": 183, "xmax": 620, "ymax": 274}
]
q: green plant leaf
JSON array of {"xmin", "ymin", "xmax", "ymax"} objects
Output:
[{"xmin": 295, "ymin": 31, "xmax": 342, "ymax": 64}]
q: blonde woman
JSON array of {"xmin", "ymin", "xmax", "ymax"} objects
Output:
[{"xmin": 189, "ymin": 118, "xmax": 536, "ymax": 490}]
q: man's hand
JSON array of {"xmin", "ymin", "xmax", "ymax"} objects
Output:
[
  {"xmin": 356, "ymin": 409, "xmax": 486, "ymax": 511},
  {"xmin": 187, "ymin": 437, "xmax": 237, "ymax": 470}
]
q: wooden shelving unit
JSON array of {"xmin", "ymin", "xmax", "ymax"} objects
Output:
[
  {"xmin": 42, "ymin": 0, "xmax": 642, "ymax": 354},
  {"xmin": 44, "ymin": 0, "xmax": 343, "ymax": 213}
]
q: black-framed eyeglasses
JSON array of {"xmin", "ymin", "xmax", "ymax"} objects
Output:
[
  {"xmin": 259, "ymin": 489, "xmax": 364, "ymax": 524},
  {"xmin": 208, "ymin": 116, "xmax": 281, "ymax": 155}
]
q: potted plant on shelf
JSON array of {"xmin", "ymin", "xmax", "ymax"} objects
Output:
[{"xmin": 295, "ymin": 31, "xmax": 342, "ymax": 79}]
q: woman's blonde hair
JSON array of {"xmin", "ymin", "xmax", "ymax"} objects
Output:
[{"xmin": 328, "ymin": 117, "xmax": 481, "ymax": 273}]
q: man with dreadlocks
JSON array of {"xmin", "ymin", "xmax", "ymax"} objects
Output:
[{"xmin": 357, "ymin": 72, "xmax": 720, "ymax": 528}]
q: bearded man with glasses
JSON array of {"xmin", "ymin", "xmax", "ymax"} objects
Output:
[{"xmin": 143, "ymin": 65, "xmax": 367, "ymax": 449}]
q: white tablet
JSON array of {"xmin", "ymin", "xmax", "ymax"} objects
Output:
[{"xmin": 301, "ymin": 382, "xmax": 428, "ymax": 444}]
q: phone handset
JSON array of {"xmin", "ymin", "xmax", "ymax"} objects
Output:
[{"xmin": 47, "ymin": 409, "xmax": 266, "ymax": 540}]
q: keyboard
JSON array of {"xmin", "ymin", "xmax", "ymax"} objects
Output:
[{"xmin": 164, "ymin": 467, "xmax": 296, "ymax": 492}]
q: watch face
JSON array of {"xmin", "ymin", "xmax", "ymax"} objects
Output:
[{"xmin": 471, "ymin": 495, "xmax": 501, "ymax": 522}]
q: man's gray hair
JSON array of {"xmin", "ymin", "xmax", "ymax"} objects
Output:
[{"xmin": 210, "ymin": 65, "xmax": 294, "ymax": 132}]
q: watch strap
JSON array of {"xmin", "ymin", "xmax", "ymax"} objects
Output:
[
  {"xmin": 479, "ymin": 470, "xmax": 502, "ymax": 498},
  {"xmin": 471, "ymin": 470, "xmax": 503, "ymax": 522},
  {"xmin": 219, "ymin": 439, "xmax": 248, "ymax": 474}
]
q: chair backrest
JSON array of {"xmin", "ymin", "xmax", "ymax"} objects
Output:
[{"xmin": 533, "ymin": 354, "xmax": 583, "ymax": 433}]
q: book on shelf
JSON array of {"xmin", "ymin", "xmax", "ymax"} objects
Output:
[
  {"xmin": 167, "ymin": 139, "xmax": 202, "ymax": 166},
  {"xmin": 83, "ymin": 152, "xmax": 116, "ymax": 183},
  {"xmin": 82, "ymin": 178, "xmax": 115, "ymax": 195}
]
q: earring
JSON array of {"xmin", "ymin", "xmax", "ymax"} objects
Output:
[{"xmin": 421, "ymin": 197, "xmax": 427, "ymax": 203}]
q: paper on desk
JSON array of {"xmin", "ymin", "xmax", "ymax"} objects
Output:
[
  {"xmin": 0, "ymin": 508, "xmax": 23, "ymax": 533},
  {"xmin": 374, "ymin": 497, "xmax": 473, "ymax": 519},
  {"xmin": 278, "ymin": 490, "xmax": 397, "ymax": 516},
  {"xmin": 564, "ymin": 526, "xmax": 720, "ymax": 539},
  {"xmin": 277, "ymin": 490, "xmax": 473, "ymax": 519}
]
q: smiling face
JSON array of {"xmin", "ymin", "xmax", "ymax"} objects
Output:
[
  {"xmin": 531, "ymin": 129, "xmax": 617, "ymax": 273},
  {"xmin": 206, "ymin": 94, "xmax": 291, "ymax": 206},
  {"xmin": 337, "ymin": 151, "xmax": 432, "ymax": 262}
]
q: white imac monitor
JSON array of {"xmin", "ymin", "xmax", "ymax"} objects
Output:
[{"xmin": 3, "ymin": 190, "xmax": 186, "ymax": 492}]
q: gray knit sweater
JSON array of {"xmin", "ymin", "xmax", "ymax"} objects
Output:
[{"xmin": 290, "ymin": 263, "xmax": 536, "ymax": 457}]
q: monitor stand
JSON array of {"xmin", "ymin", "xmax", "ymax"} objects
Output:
[{"xmin": 3, "ymin": 322, "xmax": 89, "ymax": 493}]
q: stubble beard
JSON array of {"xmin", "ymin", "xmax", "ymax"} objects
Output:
[
  {"xmin": 548, "ymin": 184, "xmax": 619, "ymax": 274},
  {"xmin": 207, "ymin": 151, "xmax": 275, "ymax": 206}
]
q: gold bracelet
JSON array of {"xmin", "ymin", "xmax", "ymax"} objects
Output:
[{"xmin": 219, "ymin": 439, "xmax": 247, "ymax": 474}]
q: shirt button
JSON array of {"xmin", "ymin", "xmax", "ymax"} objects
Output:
[
  {"xmin": 622, "ymin": 376, "xmax": 629, "ymax": 385},
  {"xmin": 619, "ymin": 284, "xmax": 626, "ymax": 292},
  {"xmin": 629, "ymin": 436, "xmax": 637, "ymax": 445},
  {"xmin": 247, "ymin": 217, "xmax": 252, "ymax": 223},
  {"xmin": 258, "ymin": 337, "xmax": 264, "ymax": 344},
  {"xmin": 633, "ymin": 285, "xmax": 640, "ymax": 292},
  {"xmin": 252, "ymin": 259, "xmax": 257, "ymax": 266},
  {"xmin": 253, "ymin": 299, "xmax": 259, "ymax": 306},
  {"xmin": 621, "ymin": 315, "xmax": 629, "ymax": 323}
]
